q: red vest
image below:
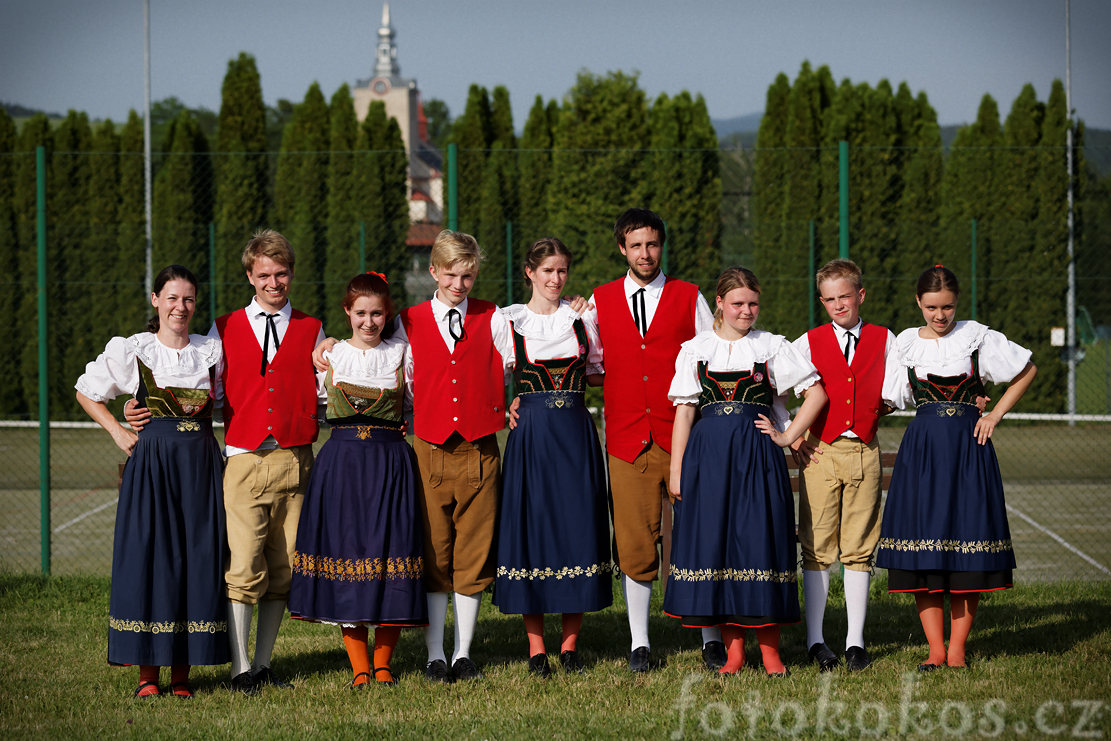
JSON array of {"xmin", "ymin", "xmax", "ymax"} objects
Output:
[
  {"xmin": 807, "ymin": 322, "xmax": 887, "ymax": 444},
  {"xmin": 595, "ymin": 277, "xmax": 700, "ymax": 462},
  {"xmin": 401, "ymin": 298, "xmax": 505, "ymax": 445},
  {"xmin": 216, "ymin": 308, "xmax": 322, "ymax": 450}
]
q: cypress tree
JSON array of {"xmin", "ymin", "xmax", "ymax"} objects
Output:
[
  {"xmin": 518, "ymin": 96, "xmax": 557, "ymax": 246},
  {"xmin": 0, "ymin": 109, "xmax": 23, "ymax": 416},
  {"xmin": 214, "ymin": 52, "xmax": 268, "ymax": 315},
  {"xmin": 752, "ymin": 73, "xmax": 792, "ymax": 299},
  {"xmin": 448, "ymin": 85, "xmax": 493, "ymax": 237},
  {"xmin": 645, "ymin": 91, "xmax": 720, "ymax": 292},
  {"xmin": 360, "ymin": 101, "xmax": 410, "ymax": 311},
  {"xmin": 16, "ymin": 115, "xmax": 52, "ymax": 413},
  {"xmin": 324, "ymin": 83, "xmax": 363, "ymax": 335},
  {"xmin": 86, "ymin": 120, "xmax": 124, "ymax": 361},
  {"xmin": 547, "ymin": 70, "xmax": 649, "ymax": 296},
  {"xmin": 474, "ymin": 86, "xmax": 518, "ymax": 305},
  {"xmin": 54, "ymin": 111, "xmax": 94, "ymax": 417},
  {"xmin": 275, "ymin": 82, "xmax": 330, "ymax": 321},
  {"xmin": 116, "ymin": 111, "xmax": 148, "ymax": 334},
  {"xmin": 153, "ymin": 110, "xmax": 213, "ymax": 326}
]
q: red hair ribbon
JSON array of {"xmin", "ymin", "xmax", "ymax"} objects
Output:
[{"xmin": 367, "ymin": 270, "xmax": 389, "ymax": 284}]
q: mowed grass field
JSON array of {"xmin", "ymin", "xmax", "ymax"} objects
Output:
[{"xmin": 2, "ymin": 422, "xmax": 1109, "ymax": 580}]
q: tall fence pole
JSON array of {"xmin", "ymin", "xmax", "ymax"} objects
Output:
[
  {"xmin": 1065, "ymin": 0, "xmax": 1077, "ymax": 426},
  {"xmin": 839, "ymin": 140, "xmax": 850, "ymax": 259},
  {"xmin": 662, "ymin": 220, "xmax": 670, "ymax": 276},
  {"xmin": 36, "ymin": 145, "xmax": 50, "ymax": 576},
  {"xmin": 359, "ymin": 222, "xmax": 366, "ymax": 273},
  {"xmin": 808, "ymin": 220, "xmax": 816, "ymax": 329},
  {"xmin": 447, "ymin": 143, "xmax": 458, "ymax": 231},
  {"xmin": 505, "ymin": 220, "xmax": 515, "ymax": 409},
  {"xmin": 970, "ymin": 219, "xmax": 978, "ymax": 322}
]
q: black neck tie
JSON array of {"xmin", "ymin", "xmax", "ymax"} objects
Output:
[
  {"xmin": 631, "ymin": 288, "xmax": 647, "ymax": 336},
  {"xmin": 447, "ymin": 308, "xmax": 464, "ymax": 342},
  {"xmin": 261, "ymin": 313, "xmax": 281, "ymax": 376},
  {"xmin": 843, "ymin": 331, "xmax": 856, "ymax": 362}
]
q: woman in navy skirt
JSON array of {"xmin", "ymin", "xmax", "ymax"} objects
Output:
[
  {"xmin": 877, "ymin": 266, "xmax": 1036, "ymax": 670},
  {"xmin": 493, "ymin": 237, "xmax": 612, "ymax": 678},
  {"xmin": 664, "ymin": 267, "xmax": 827, "ymax": 677},
  {"xmin": 75, "ymin": 265, "xmax": 227, "ymax": 699},
  {"xmin": 289, "ymin": 272, "xmax": 426, "ymax": 687}
]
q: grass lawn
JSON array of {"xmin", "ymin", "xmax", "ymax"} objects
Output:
[{"xmin": 1, "ymin": 574, "xmax": 1108, "ymax": 739}]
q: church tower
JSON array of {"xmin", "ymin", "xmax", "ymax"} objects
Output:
[{"xmin": 353, "ymin": 2, "xmax": 443, "ymax": 226}]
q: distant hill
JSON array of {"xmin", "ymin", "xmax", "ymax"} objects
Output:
[
  {"xmin": 1, "ymin": 101, "xmax": 63, "ymax": 119},
  {"xmin": 714, "ymin": 112, "xmax": 1109, "ymax": 177}
]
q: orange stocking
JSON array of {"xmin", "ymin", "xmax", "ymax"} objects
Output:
[
  {"xmin": 719, "ymin": 625, "xmax": 745, "ymax": 674},
  {"xmin": 523, "ymin": 613, "xmax": 546, "ymax": 657},
  {"xmin": 914, "ymin": 593, "xmax": 947, "ymax": 666},
  {"xmin": 755, "ymin": 626, "xmax": 785, "ymax": 675},
  {"xmin": 341, "ymin": 626, "xmax": 371, "ymax": 685},
  {"xmin": 373, "ymin": 625, "xmax": 401, "ymax": 682},
  {"xmin": 560, "ymin": 613, "xmax": 583, "ymax": 653},
  {"xmin": 136, "ymin": 665, "xmax": 160, "ymax": 697},
  {"xmin": 947, "ymin": 593, "xmax": 979, "ymax": 667}
]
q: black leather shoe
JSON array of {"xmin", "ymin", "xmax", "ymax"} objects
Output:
[
  {"xmin": 528, "ymin": 654, "xmax": 552, "ymax": 679},
  {"xmin": 845, "ymin": 645, "xmax": 872, "ymax": 672},
  {"xmin": 701, "ymin": 640, "xmax": 726, "ymax": 670},
  {"xmin": 559, "ymin": 650, "xmax": 584, "ymax": 674},
  {"xmin": 350, "ymin": 671, "xmax": 371, "ymax": 690},
  {"xmin": 451, "ymin": 657, "xmax": 481, "ymax": 681},
  {"xmin": 917, "ymin": 662, "xmax": 942, "ymax": 672},
  {"xmin": 808, "ymin": 642, "xmax": 840, "ymax": 672},
  {"xmin": 252, "ymin": 666, "xmax": 293, "ymax": 689},
  {"xmin": 424, "ymin": 659, "xmax": 451, "ymax": 683},
  {"xmin": 629, "ymin": 646, "xmax": 651, "ymax": 673},
  {"xmin": 373, "ymin": 666, "xmax": 398, "ymax": 686},
  {"xmin": 230, "ymin": 671, "xmax": 259, "ymax": 696},
  {"xmin": 766, "ymin": 667, "xmax": 791, "ymax": 678}
]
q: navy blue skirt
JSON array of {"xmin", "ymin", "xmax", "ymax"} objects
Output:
[
  {"xmin": 492, "ymin": 392, "xmax": 612, "ymax": 614},
  {"xmin": 876, "ymin": 402, "xmax": 1015, "ymax": 592},
  {"xmin": 289, "ymin": 427, "xmax": 427, "ymax": 626},
  {"xmin": 663, "ymin": 403, "xmax": 800, "ymax": 628},
  {"xmin": 109, "ymin": 417, "xmax": 229, "ymax": 667}
]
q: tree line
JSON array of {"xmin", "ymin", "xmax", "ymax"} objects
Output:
[{"xmin": 1, "ymin": 58, "xmax": 1106, "ymax": 419}]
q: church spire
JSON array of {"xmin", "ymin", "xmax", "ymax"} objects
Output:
[{"xmin": 374, "ymin": 2, "xmax": 400, "ymax": 78}]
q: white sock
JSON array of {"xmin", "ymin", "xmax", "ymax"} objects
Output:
[
  {"xmin": 701, "ymin": 627, "xmax": 722, "ymax": 646},
  {"xmin": 803, "ymin": 568, "xmax": 831, "ymax": 648},
  {"xmin": 425, "ymin": 591, "xmax": 449, "ymax": 664},
  {"xmin": 251, "ymin": 600, "xmax": 286, "ymax": 671},
  {"xmin": 622, "ymin": 574, "xmax": 653, "ymax": 651},
  {"xmin": 228, "ymin": 601, "xmax": 253, "ymax": 677},
  {"xmin": 451, "ymin": 591, "xmax": 482, "ymax": 663},
  {"xmin": 844, "ymin": 569, "xmax": 871, "ymax": 650}
]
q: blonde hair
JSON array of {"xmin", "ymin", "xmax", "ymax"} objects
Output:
[
  {"xmin": 242, "ymin": 228, "xmax": 295, "ymax": 273},
  {"xmin": 430, "ymin": 229, "xmax": 483, "ymax": 272},
  {"xmin": 712, "ymin": 266, "xmax": 761, "ymax": 329},
  {"xmin": 815, "ymin": 258, "xmax": 862, "ymax": 291}
]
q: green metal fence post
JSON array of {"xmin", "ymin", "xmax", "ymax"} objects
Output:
[
  {"xmin": 505, "ymin": 220, "xmax": 514, "ymax": 409},
  {"xmin": 839, "ymin": 140, "xmax": 850, "ymax": 259},
  {"xmin": 970, "ymin": 219, "xmax": 978, "ymax": 322},
  {"xmin": 359, "ymin": 222, "xmax": 366, "ymax": 273},
  {"xmin": 808, "ymin": 220, "xmax": 816, "ymax": 329},
  {"xmin": 208, "ymin": 222, "xmax": 216, "ymax": 320},
  {"xmin": 447, "ymin": 143, "xmax": 458, "ymax": 231},
  {"xmin": 37, "ymin": 145, "xmax": 50, "ymax": 576}
]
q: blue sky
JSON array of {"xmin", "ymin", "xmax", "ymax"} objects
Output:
[{"xmin": 2, "ymin": 0, "xmax": 1109, "ymax": 130}]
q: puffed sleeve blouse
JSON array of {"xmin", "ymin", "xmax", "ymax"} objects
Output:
[
  {"xmin": 75, "ymin": 332, "xmax": 222, "ymax": 402},
  {"xmin": 668, "ymin": 329, "xmax": 820, "ymax": 406},
  {"xmin": 882, "ymin": 320, "xmax": 1033, "ymax": 410}
]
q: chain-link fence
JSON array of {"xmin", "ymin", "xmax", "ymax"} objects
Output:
[{"xmin": 1, "ymin": 144, "xmax": 1108, "ymax": 580}]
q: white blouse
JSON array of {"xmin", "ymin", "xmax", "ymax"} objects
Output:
[
  {"xmin": 882, "ymin": 321, "xmax": 1033, "ymax": 409},
  {"xmin": 668, "ymin": 330, "xmax": 820, "ymax": 426},
  {"xmin": 501, "ymin": 302, "xmax": 601, "ymax": 374},
  {"xmin": 75, "ymin": 332, "xmax": 222, "ymax": 402}
]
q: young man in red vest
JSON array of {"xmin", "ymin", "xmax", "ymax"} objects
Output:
[
  {"xmin": 127, "ymin": 230, "xmax": 325, "ymax": 694},
  {"xmin": 581, "ymin": 208, "xmax": 719, "ymax": 673},
  {"xmin": 399, "ymin": 230, "xmax": 515, "ymax": 683},
  {"xmin": 789, "ymin": 259, "xmax": 898, "ymax": 673}
]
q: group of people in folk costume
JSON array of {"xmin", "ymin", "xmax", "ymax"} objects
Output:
[{"xmin": 75, "ymin": 208, "xmax": 1035, "ymax": 697}]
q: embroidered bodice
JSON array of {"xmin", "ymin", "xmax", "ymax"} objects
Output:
[{"xmin": 512, "ymin": 319, "xmax": 589, "ymax": 394}]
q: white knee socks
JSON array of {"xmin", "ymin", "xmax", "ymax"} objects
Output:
[
  {"xmin": 844, "ymin": 569, "xmax": 871, "ymax": 650},
  {"xmin": 622, "ymin": 574, "xmax": 653, "ymax": 651},
  {"xmin": 425, "ymin": 591, "xmax": 449, "ymax": 664},
  {"xmin": 228, "ymin": 600, "xmax": 253, "ymax": 677},
  {"xmin": 252, "ymin": 599, "xmax": 286, "ymax": 671},
  {"xmin": 451, "ymin": 591, "xmax": 481, "ymax": 663},
  {"xmin": 701, "ymin": 626, "xmax": 722, "ymax": 646},
  {"xmin": 803, "ymin": 568, "xmax": 831, "ymax": 648}
]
